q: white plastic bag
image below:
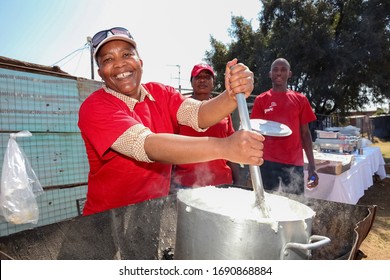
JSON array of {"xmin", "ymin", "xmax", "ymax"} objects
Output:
[{"xmin": 0, "ymin": 131, "xmax": 43, "ymax": 224}]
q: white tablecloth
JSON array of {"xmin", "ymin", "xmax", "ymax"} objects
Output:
[{"xmin": 304, "ymin": 146, "xmax": 386, "ymax": 204}]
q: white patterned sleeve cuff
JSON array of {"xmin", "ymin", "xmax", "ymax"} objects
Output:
[
  {"xmin": 177, "ymin": 98, "xmax": 208, "ymax": 132},
  {"xmin": 112, "ymin": 124, "xmax": 154, "ymax": 163}
]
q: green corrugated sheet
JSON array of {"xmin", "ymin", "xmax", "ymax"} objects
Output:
[{"xmin": 0, "ymin": 68, "xmax": 81, "ymax": 132}]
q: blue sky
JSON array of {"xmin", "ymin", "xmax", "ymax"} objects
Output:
[{"xmin": 1, "ymin": 0, "xmax": 262, "ymax": 90}]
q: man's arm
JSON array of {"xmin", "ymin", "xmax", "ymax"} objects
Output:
[{"xmin": 301, "ymin": 124, "xmax": 319, "ymax": 186}]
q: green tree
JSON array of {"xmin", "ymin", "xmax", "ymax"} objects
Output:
[{"xmin": 205, "ymin": 0, "xmax": 390, "ymax": 115}]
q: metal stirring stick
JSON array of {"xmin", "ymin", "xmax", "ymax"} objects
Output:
[{"xmin": 236, "ymin": 93, "xmax": 269, "ymax": 217}]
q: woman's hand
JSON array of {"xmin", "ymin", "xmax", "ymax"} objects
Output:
[
  {"xmin": 222, "ymin": 129, "xmax": 265, "ymax": 166},
  {"xmin": 224, "ymin": 58, "xmax": 254, "ymax": 100}
]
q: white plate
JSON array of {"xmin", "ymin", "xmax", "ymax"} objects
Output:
[{"xmin": 250, "ymin": 119, "xmax": 292, "ymax": 137}]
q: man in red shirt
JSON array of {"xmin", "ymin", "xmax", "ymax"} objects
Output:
[
  {"xmin": 171, "ymin": 64, "xmax": 244, "ymax": 190},
  {"xmin": 78, "ymin": 27, "xmax": 264, "ymax": 215},
  {"xmin": 250, "ymin": 58, "xmax": 318, "ymax": 194}
]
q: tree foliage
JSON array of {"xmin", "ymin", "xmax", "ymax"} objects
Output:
[{"xmin": 205, "ymin": 0, "xmax": 390, "ymax": 115}]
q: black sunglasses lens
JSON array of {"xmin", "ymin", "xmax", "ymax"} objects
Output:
[
  {"xmin": 92, "ymin": 27, "xmax": 131, "ymax": 48},
  {"xmin": 92, "ymin": 31, "xmax": 108, "ymax": 48},
  {"xmin": 111, "ymin": 27, "xmax": 130, "ymax": 36}
]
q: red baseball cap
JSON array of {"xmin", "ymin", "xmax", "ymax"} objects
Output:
[{"xmin": 190, "ymin": 63, "xmax": 215, "ymax": 79}]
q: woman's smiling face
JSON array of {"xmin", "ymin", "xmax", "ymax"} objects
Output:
[{"xmin": 97, "ymin": 40, "xmax": 143, "ymax": 98}]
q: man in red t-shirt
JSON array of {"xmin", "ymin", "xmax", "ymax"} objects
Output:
[
  {"xmin": 171, "ymin": 64, "xmax": 244, "ymax": 191},
  {"xmin": 78, "ymin": 27, "xmax": 264, "ymax": 215},
  {"xmin": 250, "ymin": 58, "xmax": 318, "ymax": 194}
]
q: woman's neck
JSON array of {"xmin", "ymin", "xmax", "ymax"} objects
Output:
[{"xmin": 192, "ymin": 92, "xmax": 211, "ymax": 101}]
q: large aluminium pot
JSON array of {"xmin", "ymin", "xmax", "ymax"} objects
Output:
[{"xmin": 175, "ymin": 186, "xmax": 330, "ymax": 260}]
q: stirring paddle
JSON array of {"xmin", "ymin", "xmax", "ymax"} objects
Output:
[{"xmin": 236, "ymin": 93, "xmax": 270, "ymax": 217}]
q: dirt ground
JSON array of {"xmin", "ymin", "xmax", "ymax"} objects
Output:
[{"xmin": 357, "ymin": 176, "xmax": 390, "ymax": 260}]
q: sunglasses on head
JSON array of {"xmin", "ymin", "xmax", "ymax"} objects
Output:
[{"xmin": 92, "ymin": 27, "xmax": 133, "ymax": 48}]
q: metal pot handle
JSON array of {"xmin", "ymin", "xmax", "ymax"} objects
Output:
[{"xmin": 283, "ymin": 235, "xmax": 331, "ymax": 258}]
